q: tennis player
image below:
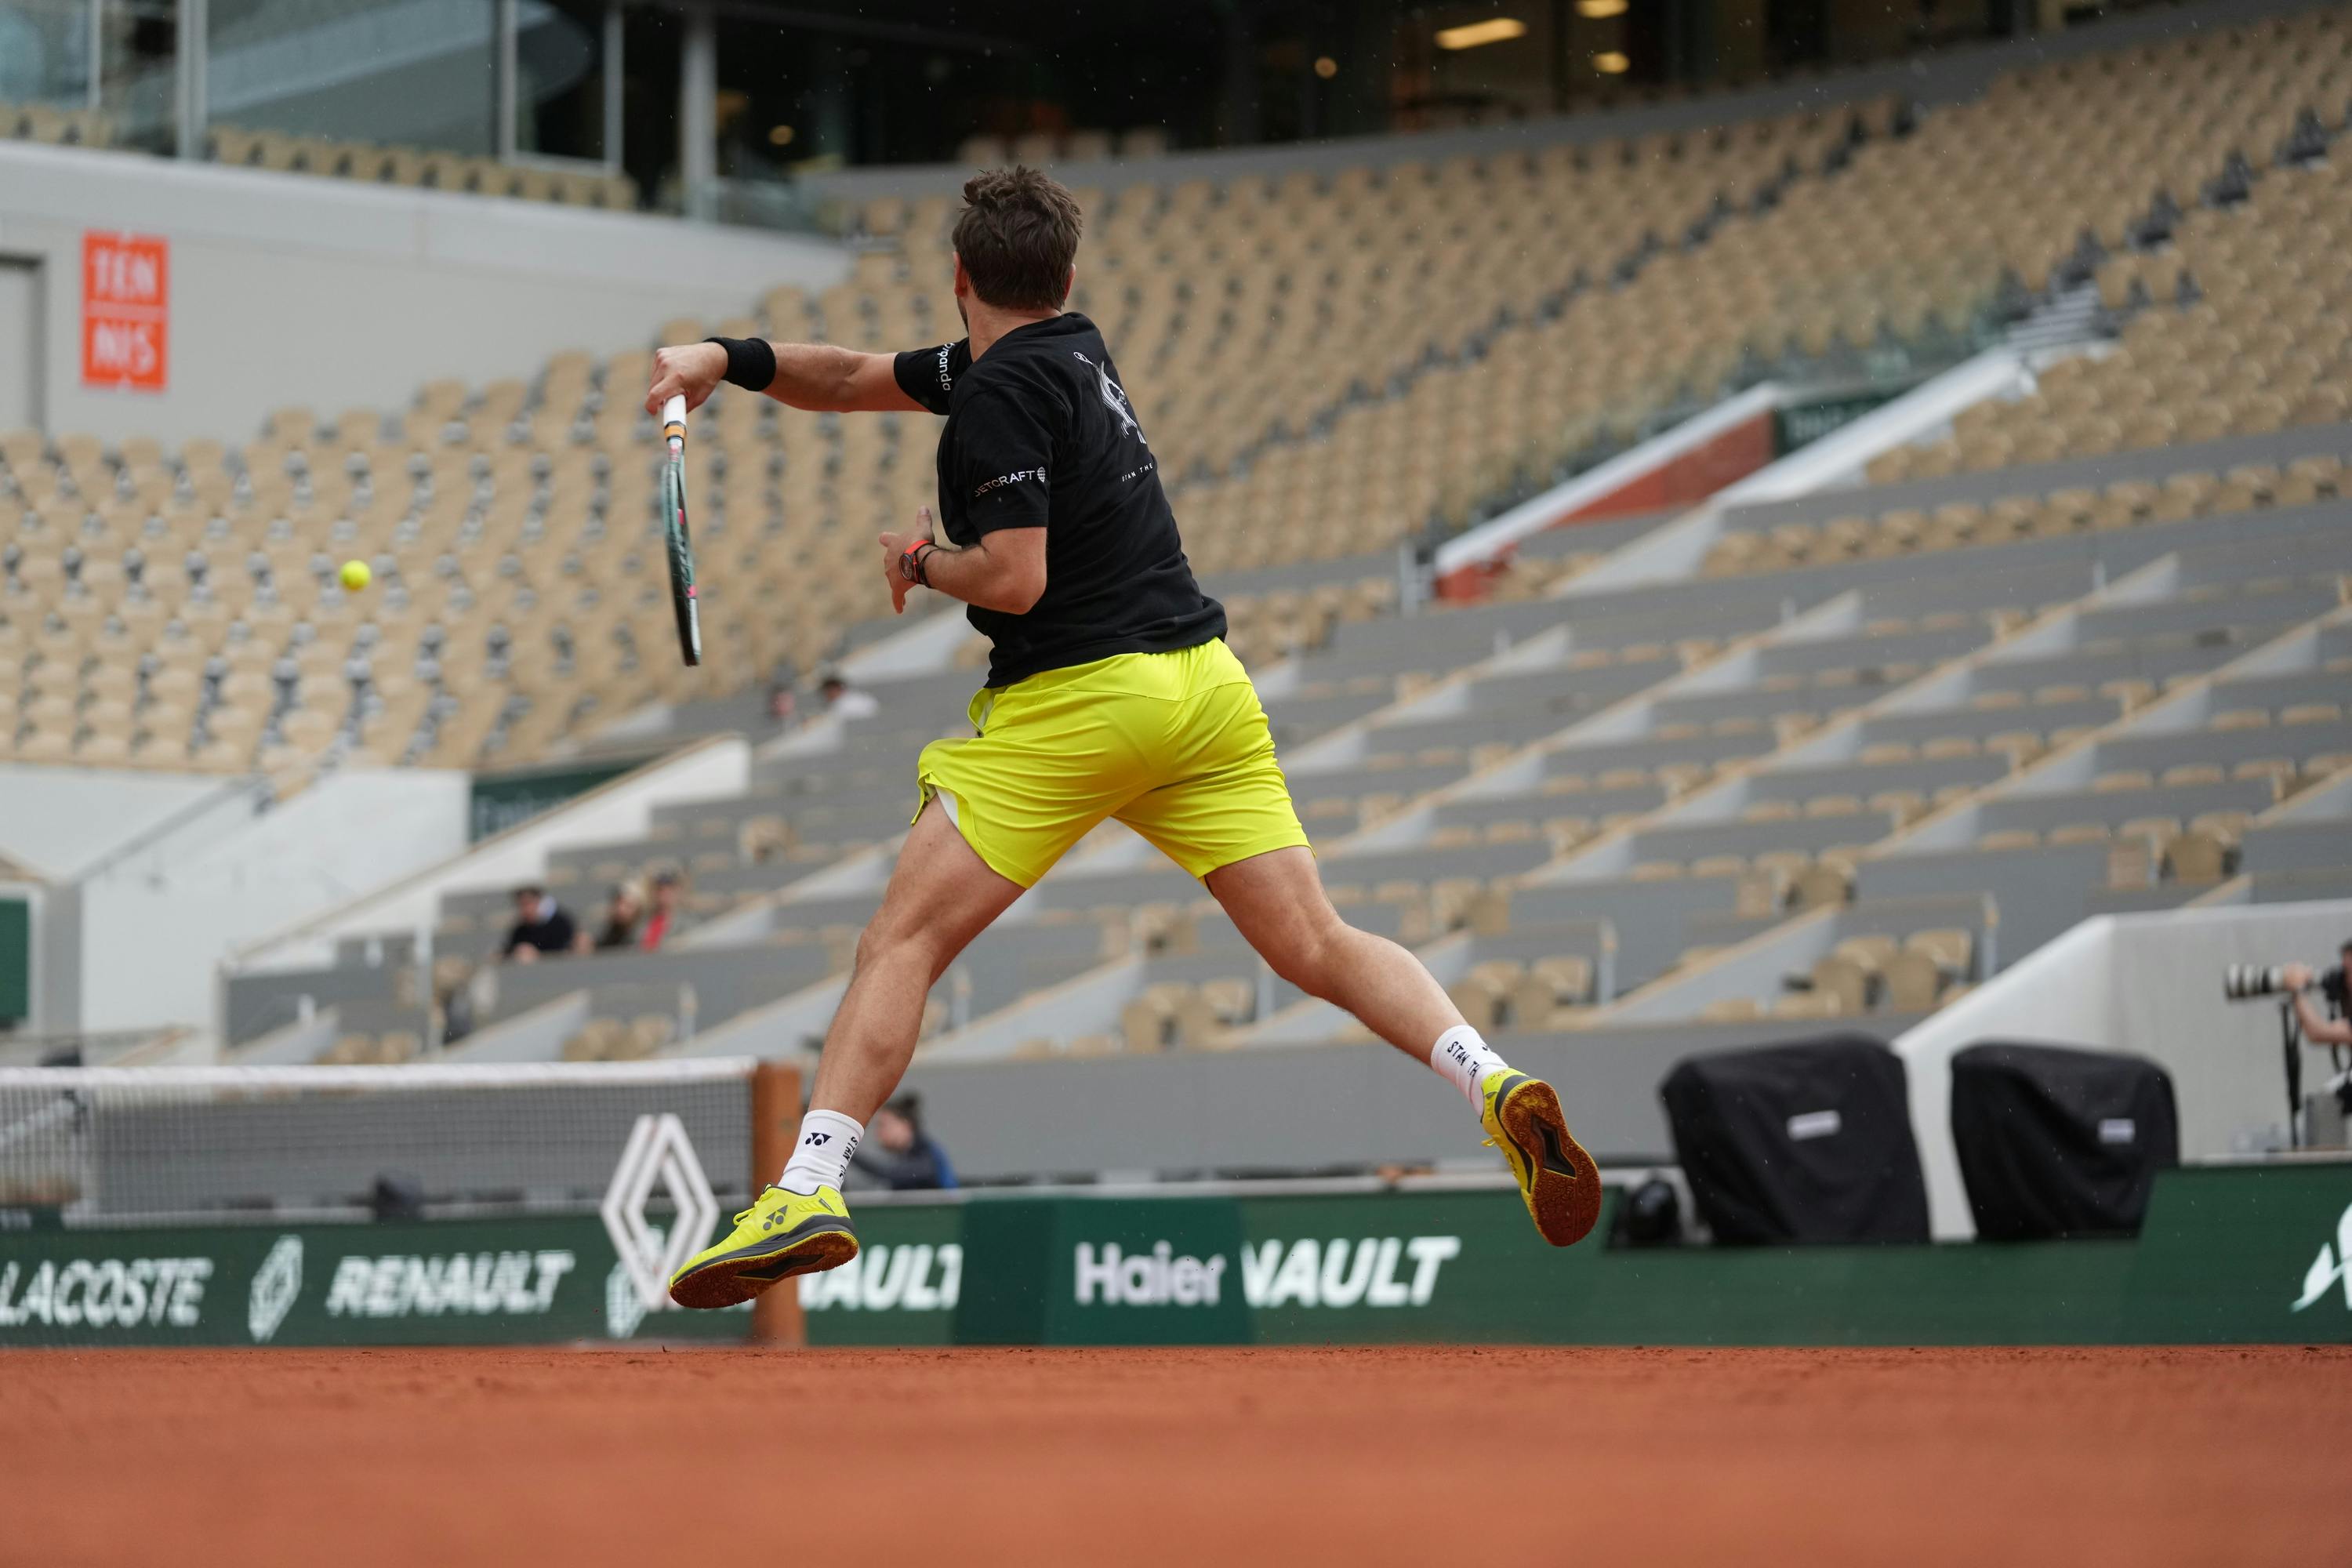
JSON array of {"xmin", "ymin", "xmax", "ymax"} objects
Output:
[{"xmin": 647, "ymin": 168, "xmax": 1597, "ymax": 1308}]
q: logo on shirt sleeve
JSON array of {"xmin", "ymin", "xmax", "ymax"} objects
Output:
[{"xmin": 973, "ymin": 466, "xmax": 1047, "ymax": 499}]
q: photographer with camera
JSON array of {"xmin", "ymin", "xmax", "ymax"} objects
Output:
[
  {"xmin": 2279, "ymin": 938, "xmax": 2352, "ymax": 1048},
  {"xmin": 2225, "ymin": 942, "xmax": 2352, "ymax": 1145}
]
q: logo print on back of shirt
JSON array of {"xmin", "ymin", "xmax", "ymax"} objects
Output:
[{"xmin": 1073, "ymin": 350, "xmax": 1142, "ymax": 444}]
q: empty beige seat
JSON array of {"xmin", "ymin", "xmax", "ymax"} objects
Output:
[
  {"xmin": 1119, "ymin": 983, "xmax": 1189, "ymax": 1053},
  {"xmin": 1881, "ymin": 949, "xmax": 1944, "ymax": 1011},
  {"xmin": 1809, "ymin": 955, "xmax": 1870, "ymax": 1014},
  {"xmin": 1905, "ymin": 928, "xmax": 1973, "ymax": 975},
  {"xmin": 1509, "ymin": 956, "xmax": 1594, "ymax": 1030},
  {"xmin": 1832, "ymin": 935, "xmax": 1899, "ymax": 973},
  {"xmin": 1793, "ymin": 862, "xmax": 1852, "ymax": 909},
  {"xmin": 2164, "ymin": 829, "xmax": 2230, "ymax": 884},
  {"xmin": 1771, "ymin": 990, "xmax": 1844, "ymax": 1020}
]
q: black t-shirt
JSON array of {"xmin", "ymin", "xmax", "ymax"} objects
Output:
[{"xmin": 893, "ymin": 314, "xmax": 1225, "ymax": 687}]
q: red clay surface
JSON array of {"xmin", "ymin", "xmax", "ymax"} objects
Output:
[{"xmin": 5, "ymin": 1345, "xmax": 2349, "ymax": 1567}]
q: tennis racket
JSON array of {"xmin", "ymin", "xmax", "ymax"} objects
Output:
[{"xmin": 660, "ymin": 393, "xmax": 702, "ymax": 667}]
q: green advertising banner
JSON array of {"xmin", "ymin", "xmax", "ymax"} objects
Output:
[
  {"xmin": 0, "ymin": 897, "xmax": 28, "ymax": 1025},
  {"xmin": 807, "ymin": 1166, "xmax": 2352, "ymax": 1349},
  {"xmin": 793, "ymin": 1199, "xmax": 965, "ymax": 1347},
  {"xmin": 10, "ymin": 1167, "xmax": 2352, "ymax": 1349},
  {"xmin": 468, "ymin": 758, "xmax": 646, "ymax": 842},
  {"xmin": 0, "ymin": 1214, "xmax": 749, "ymax": 1348},
  {"xmin": 953, "ymin": 1196, "xmax": 1252, "ymax": 1345},
  {"xmin": 1774, "ymin": 388, "xmax": 1901, "ymax": 455}
]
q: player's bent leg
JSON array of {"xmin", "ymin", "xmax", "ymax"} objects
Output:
[
  {"xmin": 670, "ymin": 799, "xmax": 1025, "ymax": 1308},
  {"xmin": 1203, "ymin": 845, "xmax": 1462, "ymax": 1058},
  {"xmin": 1204, "ymin": 845, "xmax": 1600, "ymax": 1247}
]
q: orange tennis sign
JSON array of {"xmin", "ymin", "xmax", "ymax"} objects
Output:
[{"xmin": 82, "ymin": 232, "xmax": 169, "ymax": 392}]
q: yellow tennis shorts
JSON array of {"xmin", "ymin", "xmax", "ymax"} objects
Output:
[{"xmin": 913, "ymin": 638, "xmax": 1311, "ymax": 888}]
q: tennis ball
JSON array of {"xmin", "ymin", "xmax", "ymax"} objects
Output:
[{"xmin": 339, "ymin": 560, "xmax": 371, "ymax": 593}]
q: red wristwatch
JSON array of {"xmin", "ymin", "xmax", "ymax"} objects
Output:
[{"xmin": 900, "ymin": 541, "xmax": 935, "ymax": 586}]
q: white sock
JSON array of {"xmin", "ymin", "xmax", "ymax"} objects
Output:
[
  {"xmin": 777, "ymin": 1109, "xmax": 864, "ymax": 1194},
  {"xmin": 1430, "ymin": 1025, "xmax": 1511, "ymax": 1111}
]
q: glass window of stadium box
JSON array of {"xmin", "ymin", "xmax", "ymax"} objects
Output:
[
  {"xmin": 203, "ymin": 0, "xmax": 497, "ymax": 170},
  {"xmin": 1, "ymin": 0, "xmax": 179, "ymax": 154},
  {"xmin": 512, "ymin": 0, "xmax": 616, "ymax": 167}
]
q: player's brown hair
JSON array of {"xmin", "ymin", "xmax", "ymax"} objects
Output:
[{"xmin": 952, "ymin": 166, "xmax": 1083, "ymax": 311}]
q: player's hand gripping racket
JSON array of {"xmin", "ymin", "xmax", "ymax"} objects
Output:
[{"xmin": 660, "ymin": 394, "xmax": 702, "ymax": 667}]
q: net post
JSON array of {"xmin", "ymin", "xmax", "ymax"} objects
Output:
[{"xmin": 750, "ymin": 1060, "xmax": 808, "ymax": 1348}]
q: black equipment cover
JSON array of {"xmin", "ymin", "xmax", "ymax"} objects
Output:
[
  {"xmin": 1950, "ymin": 1040, "xmax": 2178, "ymax": 1240},
  {"xmin": 1661, "ymin": 1033, "xmax": 1929, "ymax": 1245}
]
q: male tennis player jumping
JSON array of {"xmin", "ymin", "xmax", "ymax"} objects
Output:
[{"xmin": 646, "ymin": 167, "xmax": 1597, "ymax": 1308}]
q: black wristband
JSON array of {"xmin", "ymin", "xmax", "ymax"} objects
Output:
[
  {"xmin": 705, "ymin": 336, "xmax": 777, "ymax": 393},
  {"xmin": 912, "ymin": 542, "xmax": 939, "ymax": 587}
]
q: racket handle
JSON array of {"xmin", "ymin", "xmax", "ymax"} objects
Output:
[{"xmin": 661, "ymin": 394, "xmax": 687, "ymax": 446}]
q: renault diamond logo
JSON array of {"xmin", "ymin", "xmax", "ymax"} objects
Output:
[
  {"xmin": 601, "ymin": 1113, "xmax": 720, "ymax": 1313},
  {"xmin": 249, "ymin": 1235, "xmax": 303, "ymax": 1343}
]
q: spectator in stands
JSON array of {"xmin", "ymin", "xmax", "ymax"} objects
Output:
[
  {"xmin": 766, "ymin": 682, "xmax": 798, "ymax": 728},
  {"xmin": 846, "ymin": 1095, "xmax": 957, "ymax": 1192},
  {"xmin": 819, "ymin": 673, "xmax": 880, "ymax": 720},
  {"xmin": 2283, "ymin": 939, "xmax": 2352, "ymax": 1048},
  {"xmin": 639, "ymin": 871, "xmax": 683, "ymax": 952},
  {"xmin": 502, "ymin": 886, "xmax": 575, "ymax": 964},
  {"xmin": 584, "ymin": 880, "xmax": 645, "ymax": 953}
]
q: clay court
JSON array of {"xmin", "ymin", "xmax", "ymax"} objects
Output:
[{"xmin": 5, "ymin": 1345, "xmax": 2348, "ymax": 1566}]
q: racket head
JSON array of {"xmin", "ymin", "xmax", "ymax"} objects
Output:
[{"xmin": 662, "ymin": 455, "xmax": 702, "ymax": 667}]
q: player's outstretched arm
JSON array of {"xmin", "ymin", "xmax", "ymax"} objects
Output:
[{"xmin": 645, "ymin": 340, "xmax": 922, "ymax": 416}]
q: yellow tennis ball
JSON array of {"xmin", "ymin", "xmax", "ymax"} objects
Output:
[{"xmin": 339, "ymin": 560, "xmax": 371, "ymax": 593}]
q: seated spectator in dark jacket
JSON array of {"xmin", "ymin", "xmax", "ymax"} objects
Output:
[
  {"xmin": 585, "ymin": 880, "xmax": 644, "ymax": 953},
  {"xmin": 846, "ymin": 1096, "xmax": 957, "ymax": 1192},
  {"xmin": 503, "ymin": 886, "xmax": 575, "ymax": 964}
]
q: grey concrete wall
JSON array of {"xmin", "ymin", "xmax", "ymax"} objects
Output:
[{"xmin": 899, "ymin": 1016, "xmax": 1898, "ymax": 1181}]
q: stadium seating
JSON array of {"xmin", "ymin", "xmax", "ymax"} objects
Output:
[
  {"xmin": 31, "ymin": 4, "xmax": 2352, "ymax": 1114},
  {"xmin": 0, "ymin": 101, "xmax": 637, "ymax": 209},
  {"xmin": 20, "ymin": 5, "xmax": 2352, "ymax": 789},
  {"xmin": 205, "ymin": 125, "xmax": 640, "ymax": 210},
  {"xmin": 0, "ymin": 101, "xmax": 116, "ymax": 149}
]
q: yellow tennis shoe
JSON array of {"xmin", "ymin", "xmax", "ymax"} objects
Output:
[
  {"xmin": 1481, "ymin": 1069, "xmax": 1602, "ymax": 1247},
  {"xmin": 668, "ymin": 1184, "xmax": 858, "ymax": 1309}
]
